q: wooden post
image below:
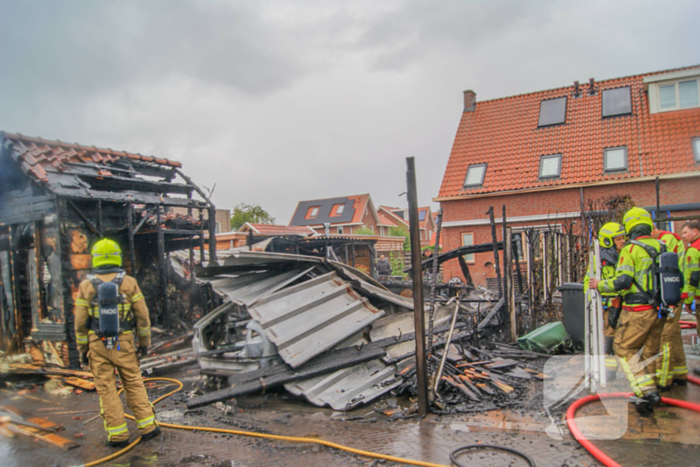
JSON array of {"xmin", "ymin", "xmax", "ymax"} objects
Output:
[
  {"xmin": 208, "ymin": 206, "xmax": 217, "ymax": 264},
  {"xmin": 127, "ymin": 203, "xmax": 137, "ymax": 276},
  {"xmin": 406, "ymin": 157, "xmax": 428, "ymax": 418},
  {"xmin": 198, "ymin": 208, "xmax": 205, "ymax": 263},
  {"xmin": 505, "ymin": 227, "xmax": 516, "ymax": 341},
  {"xmin": 502, "ymin": 205, "xmax": 509, "ymax": 324},
  {"xmin": 487, "ymin": 207, "xmax": 502, "ymax": 298},
  {"xmin": 97, "ymin": 200, "xmax": 103, "ymax": 237},
  {"xmin": 157, "ymin": 206, "xmax": 167, "ymax": 324}
]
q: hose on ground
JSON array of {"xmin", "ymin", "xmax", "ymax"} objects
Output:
[
  {"xmin": 566, "ymin": 391, "xmax": 700, "ymax": 467},
  {"xmin": 83, "ymin": 377, "xmax": 453, "ymax": 467},
  {"xmin": 450, "ymin": 444, "xmax": 536, "ymax": 467}
]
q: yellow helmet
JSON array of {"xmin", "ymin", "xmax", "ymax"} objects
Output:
[
  {"xmin": 598, "ymin": 222, "xmax": 625, "ymax": 248},
  {"xmin": 91, "ymin": 239, "xmax": 122, "ymax": 268},
  {"xmin": 623, "ymin": 207, "xmax": 653, "ymax": 233}
]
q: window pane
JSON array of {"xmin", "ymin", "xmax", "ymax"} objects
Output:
[
  {"xmin": 679, "ymin": 80, "xmax": 699, "ymax": 108},
  {"xmin": 464, "ymin": 164, "xmax": 486, "ymax": 186},
  {"xmin": 693, "ymin": 138, "xmax": 700, "ymax": 162},
  {"xmin": 602, "ymin": 87, "xmax": 632, "ymax": 116},
  {"xmin": 605, "ymin": 148, "xmax": 627, "ymax": 171},
  {"xmin": 659, "ymin": 84, "xmax": 676, "ymax": 109},
  {"xmin": 462, "ymin": 233, "xmax": 474, "ymax": 262},
  {"xmin": 538, "ymin": 97, "xmax": 567, "ymax": 126},
  {"xmin": 540, "ymin": 155, "xmax": 561, "ymax": 178},
  {"xmin": 337, "ymin": 205, "xmax": 344, "ymax": 214}
]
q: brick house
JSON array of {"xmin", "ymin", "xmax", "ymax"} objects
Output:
[
  {"xmin": 435, "ymin": 65, "xmax": 700, "ymax": 286},
  {"xmin": 386, "ymin": 207, "xmax": 437, "ymax": 247},
  {"xmin": 289, "ymin": 194, "xmax": 392, "ymax": 235}
]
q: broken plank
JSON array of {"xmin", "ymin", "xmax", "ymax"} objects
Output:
[
  {"xmin": 62, "ymin": 377, "xmax": 96, "ymax": 391},
  {"xmin": 484, "ymin": 359, "xmax": 519, "ymax": 370},
  {"xmin": 188, "ymin": 347, "xmax": 386, "ymax": 408},
  {"xmin": 441, "ymin": 376, "xmax": 480, "ymax": 402},
  {"xmin": 524, "ymin": 368, "xmax": 551, "ymax": 380},
  {"xmin": 7, "ymin": 423, "xmax": 79, "ymax": 450},
  {"xmin": 475, "ymin": 383, "xmax": 495, "ymax": 396}
]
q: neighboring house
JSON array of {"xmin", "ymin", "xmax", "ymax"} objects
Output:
[
  {"xmin": 238, "ymin": 223, "xmax": 316, "ymax": 237},
  {"xmin": 388, "ymin": 206, "xmax": 437, "ymax": 247},
  {"xmin": 435, "ymin": 65, "xmax": 700, "ymax": 286},
  {"xmin": 169, "ymin": 207, "xmax": 232, "ymax": 233},
  {"xmin": 377, "ymin": 205, "xmax": 409, "ymax": 234},
  {"xmin": 289, "ymin": 194, "xmax": 392, "ymax": 235}
]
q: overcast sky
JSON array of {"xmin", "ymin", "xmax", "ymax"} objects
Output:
[{"xmin": 1, "ymin": 0, "xmax": 698, "ymax": 224}]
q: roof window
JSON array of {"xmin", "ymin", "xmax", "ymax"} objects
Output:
[
  {"xmin": 539, "ymin": 154, "xmax": 562, "ymax": 179},
  {"xmin": 305, "ymin": 206, "xmax": 320, "ymax": 219},
  {"xmin": 602, "ymin": 86, "xmax": 632, "ymax": 117},
  {"xmin": 538, "ymin": 97, "xmax": 567, "ymax": 127},
  {"xmin": 693, "ymin": 138, "xmax": 700, "ymax": 163},
  {"xmin": 330, "ymin": 203, "xmax": 345, "ymax": 217},
  {"xmin": 604, "ymin": 147, "xmax": 628, "ymax": 172},
  {"xmin": 463, "ymin": 163, "xmax": 487, "ymax": 187}
]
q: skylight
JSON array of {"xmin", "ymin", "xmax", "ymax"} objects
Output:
[
  {"xmin": 464, "ymin": 164, "xmax": 487, "ymax": 187},
  {"xmin": 602, "ymin": 87, "xmax": 632, "ymax": 117},
  {"xmin": 604, "ymin": 147, "xmax": 628, "ymax": 172},
  {"xmin": 539, "ymin": 154, "xmax": 562, "ymax": 179},
  {"xmin": 538, "ymin": 97, "xmax": 567, "ymax": 127}
]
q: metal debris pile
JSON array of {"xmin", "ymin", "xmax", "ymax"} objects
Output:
[{"xmin": 162, "ymin": 249, "xmax": 537, "ymax": 413}]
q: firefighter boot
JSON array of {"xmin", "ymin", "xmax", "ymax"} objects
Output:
[
  {"xmin": 141, "ymin": 425, "xmax": 161, "ymax": 441},
  {"xmin": 633, "ymin": 391, "xmax": 661, "ymax": 417}
]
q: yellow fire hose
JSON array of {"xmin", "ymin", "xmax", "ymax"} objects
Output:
[{"xmin": 83, "ymin": 377, "xmax": 450, "ymax": 467}]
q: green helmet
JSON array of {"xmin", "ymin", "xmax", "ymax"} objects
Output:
[
  {"xmin": 623, "ymin": 207, "xmax": 653, "ymax": 233},
  {"xmin": 91, "ymin": 238, "xmax": 122, "ymax": 268},
  {"xmin": 598, "ymin": 222, "xmax": 625, "ymax": 248}
]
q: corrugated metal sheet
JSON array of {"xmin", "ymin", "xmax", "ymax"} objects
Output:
[
  {"xmin": 199, "ymin": 267, "xmax": 314, "ymax": 306},
  {"xmin": 247, "ymin": 271, "xmax": 385, "ymax": 368},
  {"xmin": 284, "ymin": 359, "xmax": 401, "ymax": 411}
]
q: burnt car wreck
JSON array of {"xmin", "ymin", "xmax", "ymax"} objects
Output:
[{"xmin": 0, "ymin": 132, "xmax": 217, "ymax": 367}]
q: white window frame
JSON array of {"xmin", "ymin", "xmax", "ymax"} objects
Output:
[
  {"xmin": 539, "ymin": 154, "xmax": 562, "ymax": 179},
  {"xmin": 215, "ymin": 222, "xmax": 221, "ymax": 234},
  {"xmin": 693, "ymin": 137, "xmax": 700, "ymax": 164},
  {"xmin": 337, "ymin": 226, "xmax": 343, "ymax": 235},
  {"xmin": 461, "ymin": 232, "xmax": 474, "ymax": 262},
  {"xmin": 647, "ymin": 74, "xmax": 700, "ymax": 114},
  {"xmin": 604, "ymin": 146, "xmax": 628, "ymax": 173},
  {"xmin": 463, "ymin": 163, "xmax": 487, "ymax": 188}
]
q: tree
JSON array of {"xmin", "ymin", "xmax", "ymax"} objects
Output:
[
  {"xmin": 353, "ymin": 226, "xmax": 375, "ymax": 235},
  {"xmin": 388, "ymin": 225, "xmax": 410, "ymax": 251},
  {"xmin": 230, "ymin": 203, "xmax": 276, "ymax": 231}
]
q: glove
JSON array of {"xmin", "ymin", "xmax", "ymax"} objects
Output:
[
  {"xmin": 80, "ymin": 352, "xmax": 89, "ymax": 368},
  {"xmin": 137, "ymin": 346, "xmax": 148, "ymax": 359},
  {"xmin": 607, "ymin": 297, "xmax": 622, "ymax": 330}
]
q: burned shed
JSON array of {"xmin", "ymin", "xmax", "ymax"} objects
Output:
[{"xmin": 0, "ymin": 132, "xmax": 217, "ymax": 367}]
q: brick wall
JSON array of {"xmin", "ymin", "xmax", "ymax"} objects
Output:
[{"xmin": 440, "ymin": 177, "xmax": 700, "ymax": 285}]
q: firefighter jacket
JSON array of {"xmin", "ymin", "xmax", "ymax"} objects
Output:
[
  {"xmin": 583, "ymin": 248, "xmax": 618, "ymax": 306},
  {"xmin": 74, "ymin": 271, "xmax": 151, "ymax": 354},
  {"xmin": 682, "ymin": 238, "xmax": 700, "ymax": 305},
  {"xmin": 657, "ymin": 230, "xmax": 685, "ymax": 255},
  {"xmin": 597, "ymin": 235, "xmax": 663, "ymax": 312}
]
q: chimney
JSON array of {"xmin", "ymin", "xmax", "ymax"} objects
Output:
[
  {"xmin": 463, "ymin": 90, "xmax": 476, "ymax": 112},
  {"xmin": 573, "ymin": 81, "xmax": 580, "ymax": 97},
  {"xmin": 589, "ymin": 78, "xmax": 596, "ymax": 95}
]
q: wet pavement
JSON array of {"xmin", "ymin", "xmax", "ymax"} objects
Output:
[{"xmin": 2, "ymin": 352, "xmax": 700, "ymax": 467}]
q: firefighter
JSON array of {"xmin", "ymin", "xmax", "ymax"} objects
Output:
[
  {"xmin": 583, "ymin": 222, "xmax": 626, "ymax": 381},
  {"xmin": 651, "ymin": 227, "xmax": 687, "ymax": 388},
  {"xmin": 681, "ymin": 220, "xmax": 700, "ymax": 362},
  {"xmin": 590, "ymin": 208, "xmax": 665, "ymax": 414},
  {"xmin": 75, "ymin": 239, "xmax": 160, "ymax": 447}
]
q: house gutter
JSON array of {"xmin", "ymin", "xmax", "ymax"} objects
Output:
[{"xmin": 433, "ymin": 171, "xmax": 700, "ymax": 203}]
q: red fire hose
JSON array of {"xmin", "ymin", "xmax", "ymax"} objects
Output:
[
  {"xmin": 567, "ymin": 391, "xmax": 700, "ymax": 467},
  {"xmin": 680, "ymin": 320, "xmax": 697, "ymax": 329}
]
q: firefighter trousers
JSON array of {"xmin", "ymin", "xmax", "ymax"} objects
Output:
[
  {"xmin": 655, "ymin": 306, "xmax": 687, "ymax": 387},
  {"xmin": 613, "ymin": 308, "xmax": 666, "ymax": 397},
  {"xmin": 603, "ymin": 309, "xmax": 617, "ymax": 372},
  {"xmin": 88, "ymin": 332, "xmax": 157, "ymax": 442}
]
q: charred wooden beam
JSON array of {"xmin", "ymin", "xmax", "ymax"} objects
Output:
[
  {"xmin": 127, "ymin": 203, "xmax": 137, "ymax": 276},
  {"xmin": 488, "ymin": 206, "xmax": 502, "ymax": 298},
  {"xmin": 66, "ymin": 200, "xmax": 99, "ymax": 235}
]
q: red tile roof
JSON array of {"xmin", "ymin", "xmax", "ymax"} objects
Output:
[
  {"xmin": 240, "ymin": 223, "xmax": 315, "ymax": 236},
  {"xmin": 1, "ymin": 132, "xmax": 181, "ymax": 184},
  {"xmin": 437, "ymin": 65, "xmax": 700, "ymax": 199},
  {"xmin": 377, "ymin": 206, "xmax": 408, "ymax": 227}
]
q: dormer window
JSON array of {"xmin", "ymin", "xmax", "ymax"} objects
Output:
[
  {"xmin": 538, "ymin": 97, "xmax": 567, "ymax": 127},
  {"xmin": 330, "ymin": 203, "xmax": 345, "ymax": 217},
  {"xmin": 464, "ymin": 163, "xmax": 487, "ymax": 187},
  {"xmin": 305, "ymin": 206, "xmax": 320, "ymax": 219},
  {"xmin": 645, "ymin": 69, "xmax": 700, "ymax": 113},
  {"xmin": 602, "ymin": 87, "xmax": 632, "ymax": 117},
  {"xmin": 539, "ymin": 154, "xmax": 562, "ymax": 179},
  {"xmin": 604, "ymin": 147, "xmax": 628, "ymax": 172}
]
